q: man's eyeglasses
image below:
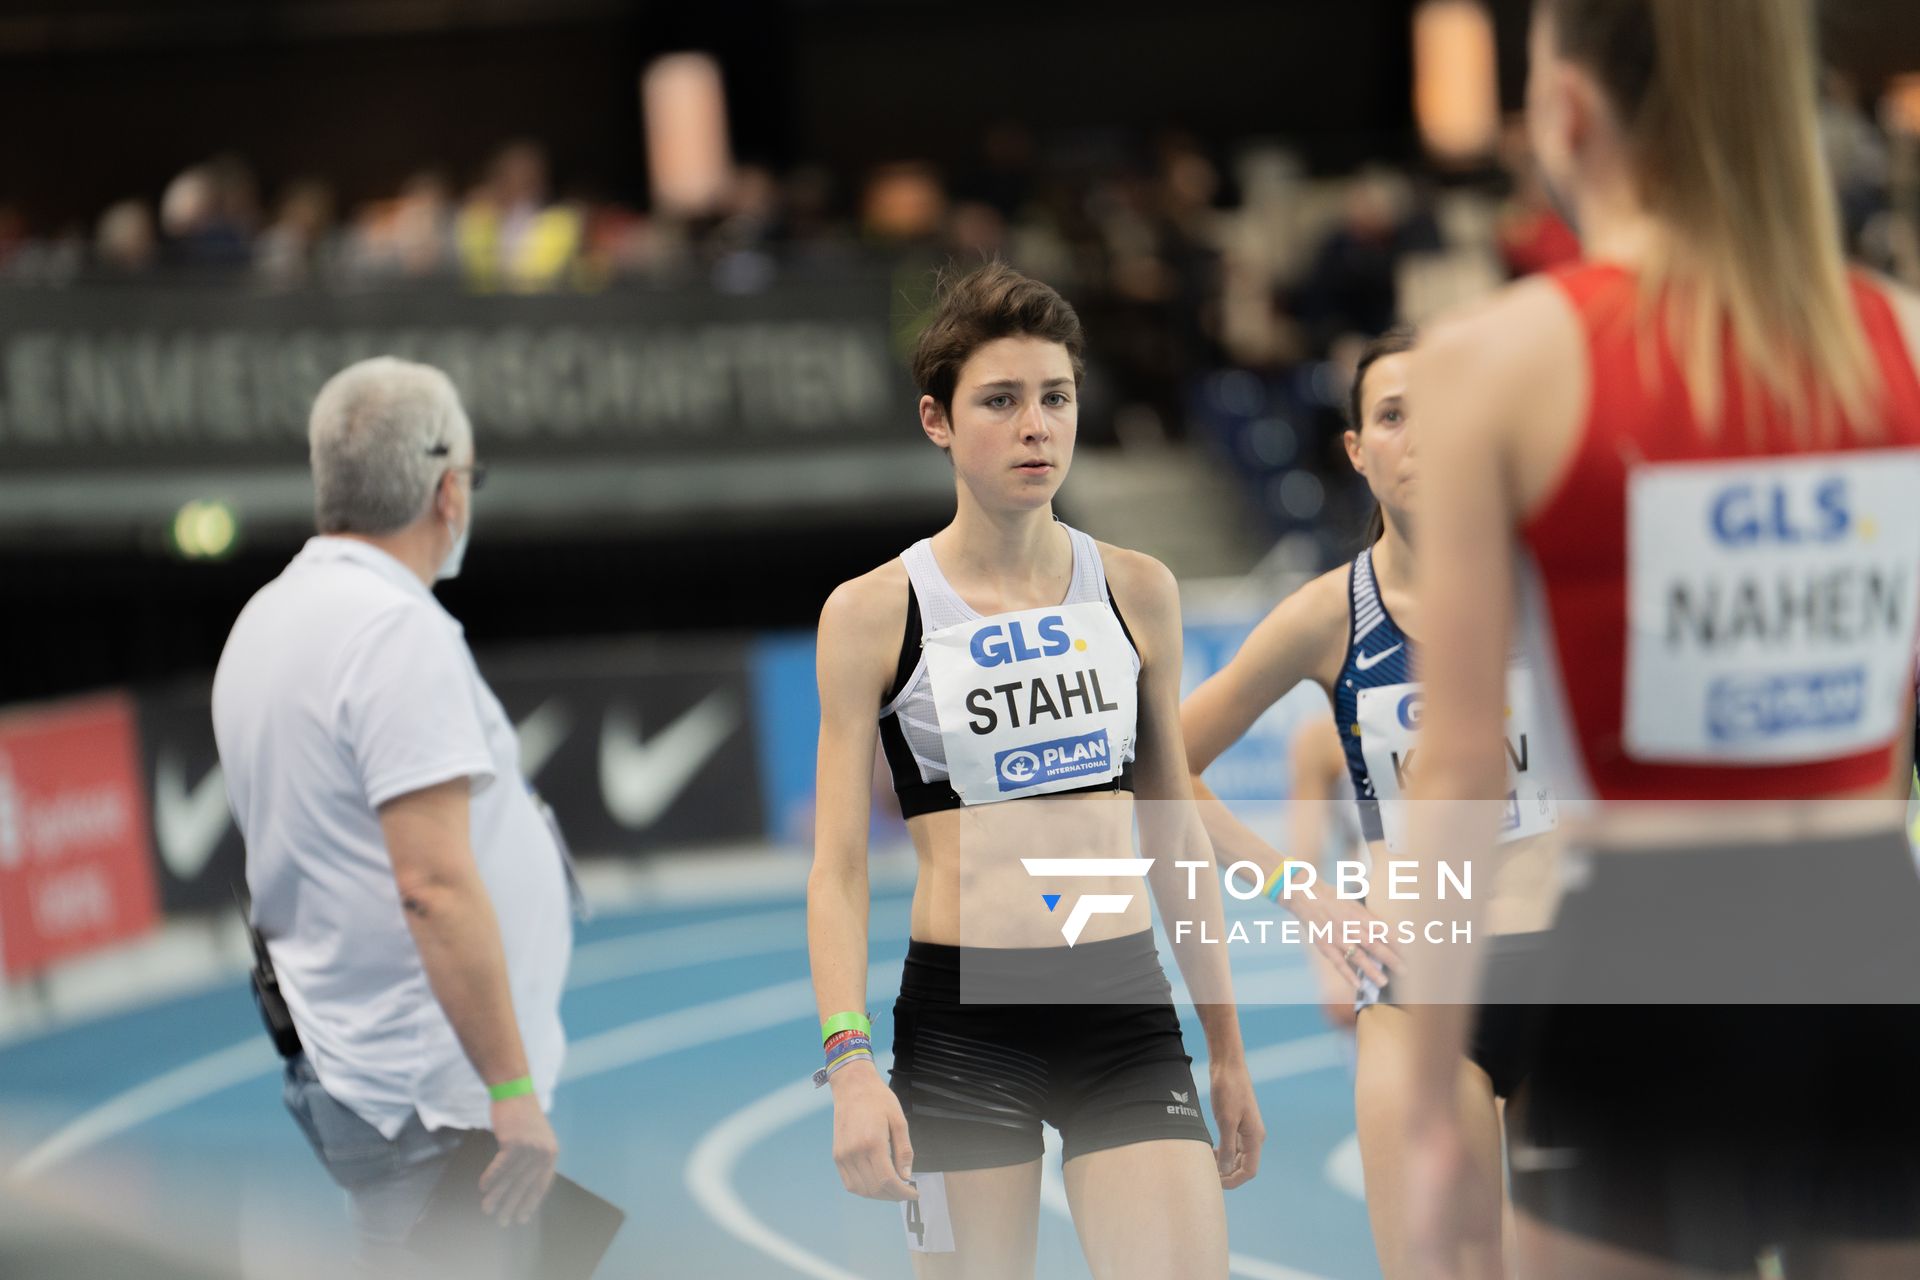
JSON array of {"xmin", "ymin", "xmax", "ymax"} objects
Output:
[{"xmin": 427, "ymin": 443, "xmax": 488, "ymax": 492}]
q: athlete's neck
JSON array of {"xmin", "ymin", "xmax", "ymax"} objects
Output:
[
  {"xmin": 1372, "ymin": 518, "xmax": 1415, "ymax": 596},
  {"xmin": 934, "ymin": 501, "xmax": 1072, "ymax": 598},
  {"xmin": 1570, "ymin": 179, "xmax": 1663, "ymax": 270}
]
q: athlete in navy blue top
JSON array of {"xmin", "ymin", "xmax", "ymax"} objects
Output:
[
  {"xmin": 1180, "ymin": 328, "xmax": 1523, "ymax": 1280},
  {"xmin": 1333, "ymin": 544, "xmax": 1414, "ymax": 844}
]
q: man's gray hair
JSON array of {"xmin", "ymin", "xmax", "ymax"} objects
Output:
[{"xmin": 309, "ymin": 357, "xmax": 473, "ymax": 535}]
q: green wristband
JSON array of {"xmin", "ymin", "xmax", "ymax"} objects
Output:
[
  {"xmin": 488, "ymin": 1075, "xmax": 535, "ymax": 1102},
  {"xmin": 820, "ymin": 1011, "xmax": 871, "ymax": 1045}
]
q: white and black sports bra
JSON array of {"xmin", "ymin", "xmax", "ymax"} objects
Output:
[{"xmin": 878, "ymin": 524, "xmax": 1141, "ymax": 817}]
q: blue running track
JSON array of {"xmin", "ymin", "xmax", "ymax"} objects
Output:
[{"xmin": 0, "ymin": 888, "xmax": 1380, "ymax": 1280}]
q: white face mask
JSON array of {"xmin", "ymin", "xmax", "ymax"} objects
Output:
[{"xmin": 437, "ymin": 508, "xmax": 470, "ymax": 581}]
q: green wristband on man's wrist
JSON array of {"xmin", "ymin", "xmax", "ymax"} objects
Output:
[{"xmin": 488, "ymin": 1075, "xmax": 535, "ymax": 1102}]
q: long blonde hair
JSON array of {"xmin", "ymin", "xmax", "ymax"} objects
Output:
[{"xmin": 1547, "ymin": 0, "xmax": 1880, "ymax": 437}]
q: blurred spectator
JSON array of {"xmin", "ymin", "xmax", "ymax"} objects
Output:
[
  {"xmin": 455, "ymin": 140, "xmax": 583, "ymax": 292},
  {"xmin": 255, "ymin": 179, "xmax": 337, "ymax": 289},
  {"xmin": 162, "ymin": 155, "xmax": 259, "ymax": 270},
  {"xmin": 342, "ymin": 170, "xmax": 458, "ymax": 282},
  {"xmin": 707, "ymin": 164, "xmax": 781, "ymax": 292},
  {"xmin": 714, "ymin": 165, "xmax": 781, "ymax": 250},
  {"xmin": 1289, "ymin": 170, "xmax": 1439, "ymax": 357},
  {"xmin": 578, "ymin": 200, "xmax": 655, "ymax": 285},
  {"xmin": 94, "ymin": 199, "xmax": 158, "ymax": 274}
]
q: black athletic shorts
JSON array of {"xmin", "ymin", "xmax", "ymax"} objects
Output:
[
  {"xmin": 1505, "ymin": 831, "xmax": 1920, "ymax": 1269},
  {"xmin": 1356, "ymin": 931, "xmax": 1549, "ymax": 1100},
  {"xmin": 888, "ymin": 931, "xmax": 1214, "ymax": 1172}
]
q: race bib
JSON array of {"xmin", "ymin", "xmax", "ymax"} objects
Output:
[
  {"xmin": 901, "ymin": 1172, "xmax": 955, "ymax": 1253},
  {"xmin": 920, "ymin": 600, "xmax": 1137, "ymax": 805},
  {"xmin": 1626, "ymin": 453, "xmax": 1920, "ymax": 762},
  {"xmin": 1356, "ymin": 667, "xmax": 1559, "ymax": 854}
]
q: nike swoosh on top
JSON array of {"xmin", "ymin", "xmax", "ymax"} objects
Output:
[
  {"xmin": 1353, "ymin": 643, "xmax": 1404, "ymax": 672},
  {"xmin": 154, "ymin": 750, "xmax": 230, "ymax": 881},
  {"xmin": 598, "ymin": 688, "xmax": 742, "ymax": 830}
]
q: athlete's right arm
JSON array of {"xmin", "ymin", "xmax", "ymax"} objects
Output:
[
  {"xmin": 1181, "ymin": 571, "xmax": 1345, "ymax": 775},
  {"xmin": 1180, "ymin": 577, "xmax": 1394, "ymax": 986},
  {"xmin": 808, "ymin": 570, "xmax": 918, "ymax": 1203}
]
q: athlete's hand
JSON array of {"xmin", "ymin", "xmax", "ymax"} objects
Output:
[
  {"xmin": 1208, "ymin": 1057, "xmax": 1266, "ymax": 1189},
  {"xmin": 1290, "ymin": 891, "xmax": 1399, "ymax": 991},
  {"xmin": 829, "ymin": 1060, "xmax": 919, "ymax": 1201},
  {"xmin": 482, "ymin": 1094, "xmax": 560, "ymax": 1225}
]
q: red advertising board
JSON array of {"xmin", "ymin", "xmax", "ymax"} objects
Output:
[{"xmin": 0, "ymin": 693, "xmax": 160, "ymax": 977}]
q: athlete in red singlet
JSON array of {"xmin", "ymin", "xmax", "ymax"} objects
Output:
[
  {"xmin": 1519, "ymin": 260, "xmax": 1920, "ymax": 805},
  {"xmin": 1398, "ymin": 1, "xmax": 1920, "ymax": 1277}
]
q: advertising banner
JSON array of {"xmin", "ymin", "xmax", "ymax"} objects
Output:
[
  {"xmin": 134, "ymin": 637, "xmax": 769, "ymax": 913},
  {"xmin": 0, "ymin": 693, "xmax": 160, "ymax": 976},
  {"xmin": 481, "ymin": 639, "xmax": 767, "ymax": 855},
  {"xmin": 0, "ymin": 276, "xmax": 905, "ymax": 470}
]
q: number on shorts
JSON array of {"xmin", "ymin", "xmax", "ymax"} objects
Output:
[{"xmin": 904, "ymin": 1191, "xmax": 926, "ymax": 1247}]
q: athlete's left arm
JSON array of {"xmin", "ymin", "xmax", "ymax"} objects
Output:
[
  {"xmin": 1401, "ymin": 278, "xmax": 1584, "ymax": 1077},
  {"xmin": 1107, "ymin": 547, "xmax": 1267, "ymax": 1189},
  {"xmin": 1398, "ymin": 279, "xmax": 1586, "ymax": 1262}
]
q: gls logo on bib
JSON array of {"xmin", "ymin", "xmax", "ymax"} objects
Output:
[
  {"xmin": 970, "ymin": 615, "xmax": 1086, "ymax": 666},
  {"xmin": 1709, "ymin": 476, "xmax": 1852, "ymax": 547}
]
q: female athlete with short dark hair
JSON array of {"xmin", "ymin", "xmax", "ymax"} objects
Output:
[{"xmin": 807, "ymin": 262, "xmax": 1264, "ymax": 1279}]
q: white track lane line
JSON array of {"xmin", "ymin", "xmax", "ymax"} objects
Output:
[
  {"xmin": 562, "ymin": 980, "xmax": 817, "ymax": 1082},
  {"xmin": 8, "ymin": 1038, "xmax": 278, "ymax": 1183},
  {"xmin": 565, "ymin": 904, "xmax": 910, "ymax": 991},
  {"xmin": 691, "ymin": 1032, "xmax": 1357, "ymax": 1280},
  {"xmin": 1323, "ymin": 1133, "xmax": 1364, "ymax": 1203},
  {"xmin": 684, "ymin": 1056, "xmax": 894, "ymax": 1280},
  {"xmin": 562, "ymin": 959, "xmax": 901, "ymax": 1084}
]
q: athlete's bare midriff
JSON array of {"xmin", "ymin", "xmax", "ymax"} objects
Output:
[{"xmin": 903, "ymin": 790, "xmax": 1151, "ymax": 947}]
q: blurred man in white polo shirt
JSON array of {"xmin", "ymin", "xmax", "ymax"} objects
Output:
[{"xmin": 213, "ymin": 357, "xmax": 571, "ymax": 1274}]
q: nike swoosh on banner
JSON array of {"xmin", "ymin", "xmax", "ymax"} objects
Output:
[
  {"xmin": 154, "ymin": 750, "xmax": 230, "ymax": 881},
  {"xmin": 514, "ymin": 699, "xmax": 571, "ymax": 781},
  {"xmin": 598, "ymin": 688, "xmax": 742, "ymax": 830},
  {"xmin": 1353, "ymin": 643, "xmax": 1404, "ymax": 672}
]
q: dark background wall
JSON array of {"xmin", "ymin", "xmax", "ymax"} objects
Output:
[{"xmin": 5, "ymin": 0, "xmax": 1424, "ymax": 231}]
